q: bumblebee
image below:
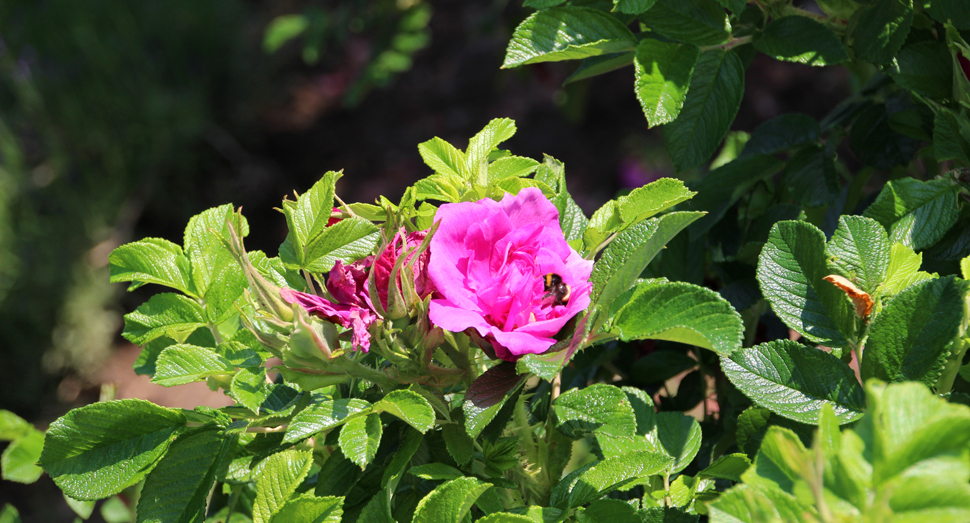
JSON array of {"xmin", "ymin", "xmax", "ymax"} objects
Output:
[{"xmin": 542, "ymin": 273, "xmax": 571, "ymax": 306}]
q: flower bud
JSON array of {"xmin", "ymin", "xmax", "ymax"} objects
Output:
[
  {"xmin": 283, "ymin": 306, "xmax": 342, "ymax": 369},
  {"xmin": 224, "ymin": 221, "xmax": 294, "ymax": 324}
]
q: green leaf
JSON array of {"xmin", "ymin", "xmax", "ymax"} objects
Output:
[
  {"xmin": 253, "ymin": 450, "xmax": 314, "ymax": 523},
  {"xmin": 850, "ymin": 0, "xmax": 913, "ymax": 64},
  {"xmin": 230, "ymin": 367, "xmax": 272, "ymax": 413},
  {"xmin": 313, "ymin": 449, "xmax": 361, "ymax": 498},
  {"xmin": 442, "ymin": 417, "xmax": 475, "ymax": 466},
  {"xmin": 409, "ymin": 463, "xmax": 465, "ymax": 481},
  {"xmin": 708, "ymin": 484, "xmax": 809, "ymax": 523},
  {"xmin": 721, "ymin": 340, "xmax": 866, "ymax": 424},
  {"xmin": 849, "ymin": 103, "xmax": 919, "ymax": 170},
  {"xmin": 863, "ymin": 178, "xmax": 960, "ymax": 251},
  {"xmin": 864, "ymin": 380, "xmax": 970, "ymax": 483},
  {"xmin": 269, "ymin": 496, "xmax": 343, "ymax": 523},
  {"xmin": 827, "ymin": 215, "xmax": 891, "ymax": 294},
  {"xmin": 502, "ymin": 7, "xmax": 637, "ymax": 68},
  {"xmin": 463, "ymin": 362, "xmax": 524, "ymax": 439},
  {"xmin": 755, "ymin": 16, "xmax": 848, "ymax": 66},
  {"xmin": 577, "ymin": 499, "xmax": 641, "ymax": 523},
  {"xmin": 590, "ymin": 212, "xmax": 704, "ymax": 318},
  {"xmin": 698, "ymin": 454, "xmax": 751, "ymax": 482},
  {"xmin": 664, "ymin": 50, "xmax": 745, "ymax": 172},
  {"xmin": 883, "ymin": 243, "xmax": 936, "ymax": 295},
  {"xmin": 122, "ymin": 293, "xmax": 207, "ymax": 346},
  {"xmin": 338, "ymin": 413, "xmax": 382, "ymax": 469},
  {"xmin": 686, "ymin": 154, "xmax": 786, "ymax": 239},
  {"xmin": 634, "ymin": 40, "xmax": 700, "ymax": 128},
  {"xmin": 284, "ymin": 399, "xmax": 372, "ymax": 444},
  {"xmin": 477, "ymin": 514, "xmax": 536, "ymax": 523},
  {"xmin": 0, "ymin": 505, "xmax": 20, "ymax": 523},
  {"xmin": 488, "ymin": 156, "xmax": 540, "ymax": 182},
  {"xmin": 564, "ymin": 52, "xmax": 635, "ymax": 85},
  {"xmin": 612, "ymin": 280, "xmax": 744, "ymax": 356},
  {"xmin": 535, "ymin": 154, "xmax": 589, "ymax": 241},
  {"xmin": 741, "ymin": 426, "xmax": 810, "ymax": 494},
  {"xmin": 782, "ymin": 145, "xmax": 839, "ymax": 207},
  {"xmin": 64, "ymin": 493, "xmax": 95, "ymax": 520},
  {"xmin": 889, "ymin": 40, "xmax": 954, "ymax": 100},
  {"xmin": 263, "ymin": 14, "xmax": 309, "ymax": 53},
  {"xmin": 742, "ymin": 114, "xmax": 820, "ymax": 156},
  {"xmin": 654, "ymin": 412, "xmax": 702, "ymax": 474},
  {"xmin": 630, "ymin": 350, "xmax": 697, "ymax": 384},
  {"xmin": 862, "ymin": 276, "xmax": 969, "ymax": 385},
  {"xmin": 550, "ymin": 451, "xmax": 673, "ymax": 509},
  {"xmin": 925, "ymin": 0, "xmax": 970, "ymax": 31},
  {"xmin": 411, "ymin": 477, "xmax": 492, "ymax": 523},
  {"xmin": 962, "ymin": 254, "xmax": 970, "ymax": 279},
  {"xmin": 137, "ymin": 429, "xmax": 232, "ymax": 523},
  {"xmin": 0, "ymin": 411, "xmax": 32, "ymax": 441},
  {"xmin": 615, "ymin": 0, "xmax": 658, "ymax": 15},
  {"xmin": 618, "ymin": 178, "xmax": 696, "ymax": 224},
  {"xmin": 639, "ymin": 0, "xmax": 731, "ymax": 46},
  {"xmin": 374, "ymin": 390, "xmax": 436, "ymax": 433},
  {"xmin": 280, "ymin": 173, "xmax": 338, "ymax": 255},
  {"xmin": 524, "ymin": 0, "xmax": 567, "ymax": 8},
  {"xmin": 414, "ymin": 174, "xmax": 465, "ymax": 203},
  {"xmin": 380, "ymin": 426, "xmax": 423, "ymax": 493},
  {"xmin": 152, "ymin": 345, "xmax": 235, "ymax": 387},
  {"xmin": 1, "ymin": 430, "xmax": 43, "ymax": 483},
  {"xmin": 183, "ymin": 204, "xmax": 248, "ymax": 320},
  {"xmin": 467, "ymin": 118, "xmax": 517, "ymax": 178},
  {"xmin": 756, "ymin": 221, "xmax": 855, "ymax": 346},
  {"xmin": 38, "ymin": 399, "xmax": 186, "ymax": 500},
  {"xmin": 109, "ymin": 238, "xmax": 195, "ymax": 296},
  {"xmin": 418, "ymin": 137, "xmax": 468, "ymax": 178},
  {"xmin": 294, "ymin": 217, "xmax": 381, "ymax": 273},
  {"xmin": 357, "ymin": 493, "xmax": 394, "ymax": 523},
  {"xmin": 554, "ymin": 384, "xmax": 638, "ymax": 438},
  {"xmin": 934, "ymin": 108, "xmax": 970, "ymax": 164}
]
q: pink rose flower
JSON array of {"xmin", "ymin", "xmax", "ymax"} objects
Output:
[{"xmin": 428, "ymin": 188, "xmax": 593, "ymax": 361}]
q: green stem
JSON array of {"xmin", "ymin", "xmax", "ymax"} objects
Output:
[
  {"xmin": 224, "ymin": 485, "xmax": 241, "ymax": 523},
  {"xmin": 699, "ymin": 35, "xmax": 752, "ymax": 52},
  {"xmin": 663, "ymin": 473, "xmax": 671, "ymax": 507},
  {"xmin": 207, "ymin": 322, "xmax": 225, "ymax": 345}
]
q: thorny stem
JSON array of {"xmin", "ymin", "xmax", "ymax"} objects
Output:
[
  {"xmin": 551, "ymin": 372, "xmax": 562, "ymax": 401},
  {"xmin": 335, "ymin": 356, "xmax": 397, "ymax": 392},
  {"xmin": 938, "ymin": 338, "xmax": 969, "ymax": 394}
]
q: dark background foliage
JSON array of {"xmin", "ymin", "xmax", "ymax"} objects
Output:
[{"xmin": 0, "ymin": 0, "xmax": 847, "ymax": 519}]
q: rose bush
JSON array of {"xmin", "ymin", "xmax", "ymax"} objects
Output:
[{"xmin": 427, "ymin": 187, "xmax": 593, "ymax": 361}]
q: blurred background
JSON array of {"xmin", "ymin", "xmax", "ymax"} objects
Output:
[{"xmin": 0, "ymin": 0, "xmax": 847, "ymax": 519}]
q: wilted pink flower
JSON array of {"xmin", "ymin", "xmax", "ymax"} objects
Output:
[
  {"xmin": 281, "ymin": 227, "xmax": 435, "ymax": 352},
  {"xmin": 373, "ymin": 229, "xmax": 435, "ymax": 309},
  {"xmin": 428, "ymin": 188, "xmax": 593, "ymax": 361},
  {"xmin": 281, "ymin": 257, "xmax": 377, "ymax": 351}
]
